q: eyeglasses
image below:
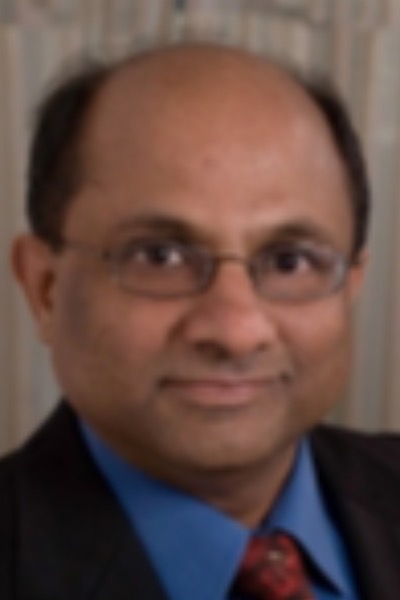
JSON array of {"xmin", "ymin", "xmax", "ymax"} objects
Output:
[{"xmin": 55, "ymin": 237, "xmax": 350, "ymax": 302}]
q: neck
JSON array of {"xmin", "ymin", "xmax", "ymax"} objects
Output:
[{"xmin": 158, "ymin": 444, "xmax": 298, "ymax": 528}]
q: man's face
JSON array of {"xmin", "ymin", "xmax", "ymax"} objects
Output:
[{"xmin": 17, "ymin": 51, "xmax": 365, "ymax": 491}]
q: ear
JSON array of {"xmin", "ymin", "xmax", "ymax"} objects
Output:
[
  {"xmin": 12, "ymin": 234, "xmax": 58, "ymax": 345},
  {"xmin": 346, "ymin": 248, "xmax": 368, "ymax": 305}
]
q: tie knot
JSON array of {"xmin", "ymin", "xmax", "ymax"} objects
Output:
[{"xmin": 234, "ymin": 532, "xmax": 314, "ymax": 599}]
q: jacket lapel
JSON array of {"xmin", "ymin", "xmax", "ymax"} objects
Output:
[
  {"xmin": 15, "ymin": 404, "xmax": 169, "ymax": 600},
  {"xmin": 333, "ymin": 503, "xmax": 400, "ymax": 600},
  {"xmin": 312, "ymin": 426, "xmax": 400, "ymax": 600}
]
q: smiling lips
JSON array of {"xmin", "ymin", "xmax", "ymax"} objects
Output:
[{"xmin": 162, "ymin": 376, "xmax": 287, "ymax": 408}]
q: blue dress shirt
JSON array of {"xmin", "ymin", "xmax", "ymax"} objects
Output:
[{"xmin": 80, "ymin": 423, "xmax": 359, "ymax": 600}]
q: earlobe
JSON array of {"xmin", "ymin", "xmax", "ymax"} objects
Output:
[{"xmin": 12, "ymin": 234, "xmax": 57, "ymax": 344}]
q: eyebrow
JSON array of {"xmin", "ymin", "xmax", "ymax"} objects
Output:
[
  {"xmin": 266, "ymin": 221, "xmax": 341, "ymax": 248},
  {"xmin": 111, "ymin": 213, "xmax": 342, "ymax": 249},
  {"xmin": 112, "ymin": 214, "xmax": 208, "ymax": 242}
]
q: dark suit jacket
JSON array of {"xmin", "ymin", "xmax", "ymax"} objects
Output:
[{"xmin": 1, "ymin": 403, "xmax": 400, "ymax": 600}]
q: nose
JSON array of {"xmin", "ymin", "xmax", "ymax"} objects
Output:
[{"xmin": 180, "ymin": 260, "xmax": 280, "ymax": 361}]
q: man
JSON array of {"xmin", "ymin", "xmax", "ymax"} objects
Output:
[{"xmin": 1, "ymin": 42, "xmax": 398, "ymax": 599}]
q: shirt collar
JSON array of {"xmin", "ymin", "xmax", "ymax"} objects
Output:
[
  {"xmin": 80, "ymin": 421, "xmax": 248, "ymax": 600},
  {"xmin": 266, "ymin": 439, "xmax": 354, "ymax": 597}
]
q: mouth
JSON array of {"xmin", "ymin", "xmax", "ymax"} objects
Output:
[{"xmin": 161, "ymin": 376, "xmax": 287, "ymax": 409}]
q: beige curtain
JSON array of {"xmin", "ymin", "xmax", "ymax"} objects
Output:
[{"xmin": 1, "ymin": 0, "xmax": 400, "ymax": 454}]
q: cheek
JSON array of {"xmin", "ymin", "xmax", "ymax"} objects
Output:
[
  {"xmin": 284, "ymin": 298, "xmax": 354, "ymax": 405},
  {"xmin": 51, "ymin": 268, "xmax": 179, "ymax": 395},
  {"xmin": 295, "ymin": 302, "xmax": 351, "ymax": 358}
]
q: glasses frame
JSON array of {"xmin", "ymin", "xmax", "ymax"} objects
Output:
[{"xmin": 53, "ymin": 237, "xmax": 351, "ymax": 303}]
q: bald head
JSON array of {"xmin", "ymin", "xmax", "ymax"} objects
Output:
[
  {"xmin": 94, "ymin": 43, "xmax": 314, "ymax": 116},
  {"xmin": 81, "ymin": 45, "xmax": 326, "ymax": 180},
  {"xmin": 27, "ymin": 43, "xmax": 369, "ymax": 254},
  {"xmin": 84, "ymin": 43, "xmax": 333, "ymax": 162}
]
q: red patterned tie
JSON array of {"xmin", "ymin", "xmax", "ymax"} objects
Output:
[{"xmin": 234, "ymin": 533, "xmax": 315, "ymax": 599}]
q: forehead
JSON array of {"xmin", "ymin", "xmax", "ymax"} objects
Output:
[
  {"xmin": 69, "ymin": 46, "xmax": 352, "ymax": 250},
  {"xmin": 81, "ymin": 46, "xmax": 341, "ymax": 169}
]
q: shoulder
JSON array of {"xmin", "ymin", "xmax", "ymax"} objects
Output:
[
  {"xmin": 0, "ymin": 403, "xmax": 82, "ymax": 552},
  {"xmin": 0, "ymin": 448, "xmax": 17, "ymax": 491},
  {"xmin": 0, "ymin": 445, "xmax": 22, "ymax": 525},
  {"xmin": 310, "ymin": 425, "xmax": 400, "ymax": 516},
  {"xmin": 0, "ymin": 404, "xmax": 100, "ymax": 597},
  {"xmin": 0, "ymin": 449, "xmax": 20, "ymax": 596},
  {"xmin": 312, "ymin": 424, "xmax": 400, "ymax": 466}
]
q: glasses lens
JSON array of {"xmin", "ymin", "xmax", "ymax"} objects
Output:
[
  {"xmin": 114, "ymin": 240, "xmax": 210, "ymax": 296},
  {"xmin": 253, "ymin": 243, "xmax": 345, "ymax": 301}
]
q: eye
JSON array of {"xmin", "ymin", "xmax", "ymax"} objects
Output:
[
  {"xmin": 273, "ymin": 247, "xmax": 309, "ymax": 273},
  {"xmin": 264, "ymin": 246, "xmax": 312, "ymax": 274},
  {"xmin": 115, "ymin": 239, "xmax": 189, "ymax": 268},
  {"xmin": 258, "ymin": 243, "xmax": 329, "ymax": 275}
]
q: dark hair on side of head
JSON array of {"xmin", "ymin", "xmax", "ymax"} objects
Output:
[
  {"xmin": 27, "ymin": 61, "xmax": 110, "ymax": 247},
  {"xmin": 298, "ymin": 77, "xmax": 370, "ymax": 258}
]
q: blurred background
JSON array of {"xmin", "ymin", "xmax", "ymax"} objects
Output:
[{"xmin": 1, "ymin": 0, "xmax": 400, "ymax": 455}]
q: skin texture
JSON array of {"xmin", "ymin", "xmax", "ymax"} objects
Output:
[{"xmin": 13, "ymin": 45, "xmax": 366, "ymax": 527}]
